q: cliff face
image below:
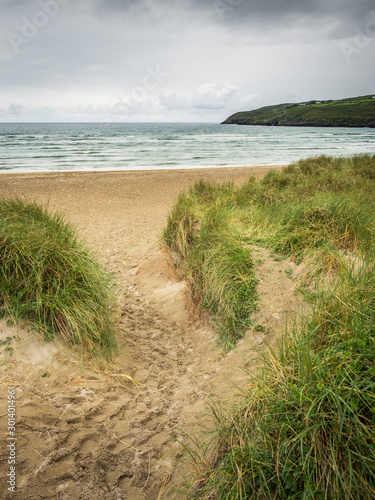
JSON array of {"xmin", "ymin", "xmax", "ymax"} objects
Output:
[{"xmin": 222, "ymin": 95, "xmax": 375, "ymax": 128}]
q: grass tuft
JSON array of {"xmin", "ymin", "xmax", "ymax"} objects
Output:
[
  {"xmin": 0, "ymin": 198, "xmax": 117, "ymax": 356},
  {"xmin": 188, "ymin": 259, "xmax": 375, "ymax": 499},
  {"xmin": 164, "ymin": 155, "xmax": 375, "ymax": 498},
  {"xmin": 163, "ymin": 181, "xmax": 257, "ymax": 349}
]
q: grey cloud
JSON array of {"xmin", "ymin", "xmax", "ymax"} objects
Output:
[
  {"xmin": 97, "ymin": 0, "xmax": 375, "ymax": 25},
  {"xmin": 208, "ymin": 0, "xmax": 375, "ymax": 40},
  {"xmin": 94, "ymin": 0, "xmax": 375, "ymax": 40},
  {"xmin": 97, "ymin": 0, "xmax": 142, "ymax": 10},
  {"xmin": 0, "ymin": 0, "xmax": 374, "ymax": 122},
  {"xmin": 3, "ymin": 0, "xmax": 33, "ymax": 10},
  {"xmin": 160, "ymin": 83, "xmax": 257, "ymax": 112},
  {"xmin": 8, "ymin": 103, "xmax": 24, "ymax": 115},
  {"xmin": 211, "ymin": 0, "xmax": 374, "ymax": 19}
]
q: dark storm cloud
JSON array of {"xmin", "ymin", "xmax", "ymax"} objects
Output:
[
  {"xmin": 97, "ymin": 0, "xmax": 375, "ymax": 29},
  {"xmin": 3, "ymin": 0, "xmax": 31, "ymax": 8},
  {"xmin": 87, "ymin": 0, "xmax": 375, "ymax": 49},
  {"xmin": 209, "ymin": 0, "xmax": 375, "ymax": 22},
  {"xmin": 220, "ymin": 0, "xmax": 375, "ymax": 39}
]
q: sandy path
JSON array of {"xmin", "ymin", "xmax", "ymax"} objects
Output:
[{"xmin": 0, "ymin": 165, "xmax": 309, "ymax": 500}]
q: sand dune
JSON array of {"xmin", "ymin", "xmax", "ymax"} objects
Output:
[{"xmin": 0, "ymin": 165, "xmax": 310, "ymax": 500}]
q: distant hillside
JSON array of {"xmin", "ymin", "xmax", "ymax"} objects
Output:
[{"xmin": 222, "ymin": 95, "xmax": 375, "ymax": 128}]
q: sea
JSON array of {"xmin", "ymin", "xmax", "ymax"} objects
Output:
[{"xmin": 0, "ymin": 122, "xmax": 374, "ymax": 172}]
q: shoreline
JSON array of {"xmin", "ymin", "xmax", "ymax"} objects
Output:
[{"xmin": 0, "ymin": 163, "xmax": 286, "ymax": 176}]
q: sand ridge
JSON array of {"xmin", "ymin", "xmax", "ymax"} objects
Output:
[{"xmin": 0, "ymin": 165, "xmax": 309, "ymax": 499}]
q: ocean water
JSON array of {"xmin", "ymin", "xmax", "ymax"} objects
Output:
[{"xmin": 0, "ymin": 122, "xmax": 374, "ymax": 172}]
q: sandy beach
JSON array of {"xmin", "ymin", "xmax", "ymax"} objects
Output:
[
  {"xmin": 0, "ymin": 166, "xmax": 282, "ymax": 254},
  {"xmin": 0, "ymin": 165, "xmax": 309, "ymax": 500}
]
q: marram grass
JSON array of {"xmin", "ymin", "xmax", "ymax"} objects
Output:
[
  {"xmin": 187, "ymin": 259, "xmax": 375, "ymax": 499},
  {"xmin": 164, "ymin": 155, "xmax": 375, "ymax": 499},
  {"xmin": 0, "ymin": 198, "xmax": 117, "ymax": 356},
  {"xmin": 163, "ymin": 181, "xmax": 258, "ymax": 349}
]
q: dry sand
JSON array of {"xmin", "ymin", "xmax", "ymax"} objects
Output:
[{"xmin": 0, "ymin": 166, "xmax": 308, "ymax": 499}]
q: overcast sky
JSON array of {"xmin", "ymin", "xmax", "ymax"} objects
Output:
[{"xmin": 0, "ymin": 0, "xmax": 374, "ymax": 122}]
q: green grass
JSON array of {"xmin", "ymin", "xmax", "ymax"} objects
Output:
[
  {"xmin": 164, "ymin": 154, "xmax": 375, "ymax": 498},
  {"xmin": 0, "ymin": 198, "xmax": 117, "ymax": 357},
  {"xmin": 187, "ymin": 264, "xmax": 375, "ymax": 499},
  {"xmin": 163, "ymin": 181, "xmax": 257, "ymax": 349}
]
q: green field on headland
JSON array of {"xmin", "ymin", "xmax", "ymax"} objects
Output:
[
  {"xmin": 223, "ymin": 95, "xmax": 375, "ymax": 127},
  {"xmin": 164, "ymin": 154, "xmax": 375, "ymax": 498}
]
